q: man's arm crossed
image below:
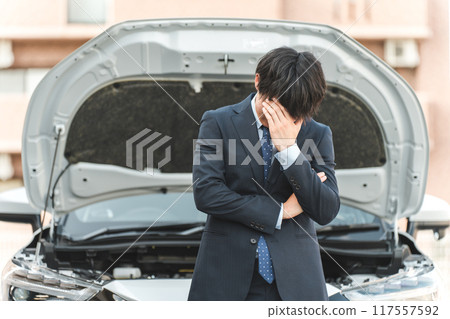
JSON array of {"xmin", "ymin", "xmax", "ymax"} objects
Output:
[
  {"xmin": 284, "ymin": 125, "xmax": 340, "ymax": 225},
  {"xmin": 193, "ymin": 111, "xmax": 281, "ymax": 235}
]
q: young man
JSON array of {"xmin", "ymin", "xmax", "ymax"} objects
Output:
[{"xmin": 188, "ymin": 46, "xmax": 340, "ymax": 301}]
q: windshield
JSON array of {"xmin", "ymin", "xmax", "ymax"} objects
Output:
[
  {"xmin": 318, "ymin": 205, "xmax": 378, "ymax": 227},
  {"xmin": 57, "ymin": 192, "xmax": 206, "ymax": 240},
  {"xmin": 57, "ymin": 192, "xmax": 379, "ymax": 241},
  {"xmin": 315, "ymin": 205, "xmax": 384, "ymax": 240}
]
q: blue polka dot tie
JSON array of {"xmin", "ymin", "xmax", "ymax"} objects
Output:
[{"xmin": 258, "ymin": 126, "xmax": 274, "ymax": 284}]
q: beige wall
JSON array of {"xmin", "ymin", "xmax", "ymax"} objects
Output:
[
  {"xmin": 416, "ymin": 0, "xmax": 450, "ymax": 200},
  {"xmin": 0, "ymin": 0, "xmax": 432, "ymax": 39},
  {"xmin": 283, "ymin": 0, "xmax": 428, "ymax": 27},
  {"xmin": 1, "ymin": 0, "xmax": 449, "ymax": 203},
  {"xmin": 0, "ymin": 0, "xmax": 66, "ymax": 26},
  {"xmin": 114, "ymin": 0, "xmax": 284, "ymax": 20},
  {"xmin": 11, "ymin": 39, "xmax": 87, "ymax": 68}
]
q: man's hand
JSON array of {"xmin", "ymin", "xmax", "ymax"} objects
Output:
[
  {"xmin": 283, "ymin": 193, "xmax": 303, "ymax": 219},
  {"xmin": 316, "ymin": 171, "xmax": 327, "ymax": 183},
  {"xmin": 261, "ymin": 98, "xmax": 303, "ymax": 152},
  {"xmin": 282, "ymin": 171, "xmax": 327, "ymax": 219}
]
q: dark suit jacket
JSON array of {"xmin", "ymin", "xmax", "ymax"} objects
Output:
[{"xmin": 188, "ymin": 92, "xmax": 340, "ymax": 301}]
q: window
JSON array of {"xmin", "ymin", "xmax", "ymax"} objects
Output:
[
  {"xmin": 67, "ymin": 0, "xmax": 107, "ymax": 24},
  {"xmin": 58, "ymin": 192, "xmax": 206, "ymax": 240},
  {"xmin": 0, "ymin": 70, "xmax": 25, "ymax": 94},
  {"xmin": 0, "ymin": 69, "xmax": 50, "ymax": 95}
]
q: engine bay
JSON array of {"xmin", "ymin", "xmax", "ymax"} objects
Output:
[{"xmin": 13, "ymin": 227, "xmax": 430, "ymax": 289}]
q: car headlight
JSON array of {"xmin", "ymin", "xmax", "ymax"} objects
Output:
[
  {"xmin": 342, "ymin": 266, "xmax": 442, "ymax": 301},
  {"xmin": 2, "ymin": 259, "xmax": 102, "ymax": 301}
]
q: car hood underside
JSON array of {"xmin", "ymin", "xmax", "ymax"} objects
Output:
[{"xmin": 22, "ymin": 18, "xmax": 428, "ymax": 221}]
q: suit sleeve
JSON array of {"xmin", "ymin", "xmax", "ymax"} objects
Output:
[
  {"xmin": 193, "ymin": 111, "xmax": 280, "ymax": 235},
  {"xmin": 283, "ymin": 125, "xmax": 340, "ymax": 225}
]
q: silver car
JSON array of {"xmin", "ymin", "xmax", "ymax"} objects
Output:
[{"xmin": 0, "ymin": 18, "xmax": 447, "ymax": 301}]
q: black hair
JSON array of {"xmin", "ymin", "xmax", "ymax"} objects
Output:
[{"xmin": 255, "ymin": 46, "xmax": 326, "ymax": 120}]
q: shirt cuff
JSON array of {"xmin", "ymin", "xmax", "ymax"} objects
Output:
[
  {"xmin": 275, "ymin": 203, "xmax": 283, "ymax": 230},
  {"xmin": 274, "ymin": 143, "xmax": 301, "ymax": 170}
]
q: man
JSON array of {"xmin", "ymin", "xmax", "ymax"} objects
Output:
[{"xmin": 188, "ymin": 46, "xmax": 340, "ymax": 301}]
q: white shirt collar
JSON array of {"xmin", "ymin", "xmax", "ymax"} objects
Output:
[{"xmin": 251, "ymin": 93, "xmax": 263, "ymax": 129}]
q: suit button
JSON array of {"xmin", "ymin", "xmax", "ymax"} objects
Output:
[
  {"xmin": 290, "ymin": 176, "xmax": 295, "ymax": 182},
  {"xmin": 250, "ymin": 238, "xmax": 257, "ymax": 244},
  {"xmin": 295, "ymin": 185, "xmax": 300, "ymax": 190}
]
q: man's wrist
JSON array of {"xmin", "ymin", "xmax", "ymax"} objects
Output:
[
  {"xmin": 275, "ymin": 203, "xmax": 283, "ymax": 229},
  {"xmin": 275, "ymin": 143, "xmax": 301, "ymax": 170}
]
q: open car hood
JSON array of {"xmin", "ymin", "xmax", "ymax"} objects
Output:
[{"xmin": 22, "ymin": 18, "xmax": 428, "ymax": 220}]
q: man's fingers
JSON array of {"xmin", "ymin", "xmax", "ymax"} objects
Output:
[
  {"xmin": 283, "ymin": 193, "xmax": 303, "ymax": 219},
  {"xmin": 272, "ymin": 99, "xmax": 293, "ymax": 122},
  {"xmin": 267, "ymin": 99, "xmax": 288, "ymax": 124},
  {"xmin": 262, "ymin": 106, "xmax": 275, "ymax": 128},
  {"xmin": 316, "ymin": 171, "xmax": 327, "ymax": 183},
  {"xmin": 263, "ymin": 100, "xmax": 282, "ymax": 125},
  {"xmin": 267, "ymin": 98, "xmax": 303, "ymax": 128}
]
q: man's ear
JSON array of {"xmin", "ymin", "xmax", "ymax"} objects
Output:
[{"xmin": 254, "ymin": 73, "xmax": 260, "ymax": 91}]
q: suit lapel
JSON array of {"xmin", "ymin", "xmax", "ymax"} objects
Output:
[{"xmin": 231, "ymin": 93, "xmax": 265, "ymax": 186}]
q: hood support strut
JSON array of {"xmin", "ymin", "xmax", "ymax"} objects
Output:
[{"xmin": 35, "ymin": 126, "xmax": 63, "ymax": 263}]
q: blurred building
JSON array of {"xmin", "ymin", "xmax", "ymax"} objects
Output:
[{"xmin": 0, "ymin": 0, "xmax": 449, "ymax": 201}]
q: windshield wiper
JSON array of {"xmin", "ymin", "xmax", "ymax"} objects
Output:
[
  {"xmin": 64, "ymin": 222, "xmax": 205, "ymax": 242},
  {"xmin": 316, "ymin": 223, "xmax": 380, "ymax": 234}
]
